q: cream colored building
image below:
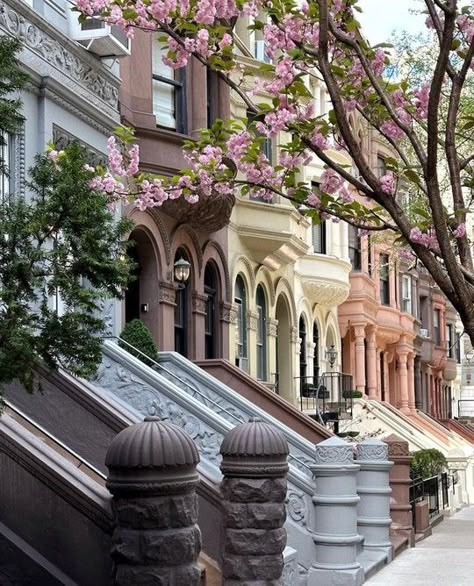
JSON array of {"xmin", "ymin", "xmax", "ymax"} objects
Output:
[{"xmin": 227, "ymin": 29, "xmax": 351, "ymax": 406}]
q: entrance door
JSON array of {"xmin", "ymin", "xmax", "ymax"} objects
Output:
[{"xmin": 125, "ymin": 242, "xmax": 140, "ymax": 323}]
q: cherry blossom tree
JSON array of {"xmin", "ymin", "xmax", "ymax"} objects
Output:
[{"xmin": 75, "ymin": 0, "xmax": 474, "ymax": 343}]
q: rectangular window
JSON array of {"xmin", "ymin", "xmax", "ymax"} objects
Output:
[
  {"xmin": 446, "ymin": 324, "xmax": 454, "ymax": 359},
  {"xmin": 402, "ymin": 275, "xmax": 412, "ymax": 314},
  {"xmin": 379, "ymin": 254, "xmax": 390, "ymax": 305},
  {"xmin": 456, "ymin": 333, "xmax": 461, "ymax": 364},
  {"xmin": 376, "ymin": 155, "xmax": 387, "ymax": 178},
  {"xmin": 348, "ymin": 225, "xmax": 361, "ymax": 271},
  {"xmin": 0, "ymin": 132, "xmax": 11, "ymax": 203},
  {"xmin": 152, "ymin": 42, "xmax": 187, "ymax": 133},
  {"xmin": 312, "ymin": 221, "xmax": 327, "ymax": 254},
  {"xmin": 434, "ymin": 308, "xmax": 441, "ymax": 346}
]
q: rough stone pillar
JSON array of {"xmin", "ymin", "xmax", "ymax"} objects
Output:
[
  {"xmin": 355, "ymin": 439, "xmax": 393, "ymax": 560},
  {"xmin": 398, "ymin": 352, "xmax": 410, "ymax": 414},
  {"xmin": 106, "ymin": 416, "xmax": 202, "ymax": 585},
  {"xmin": 366, "ymin": 327, "xmax": 377, "ymax": 399},
  {"xmin": 407, "ymin": 353, "xmax": 416, "ymax": 413},
  {"xmin": 308, "ymin": 437, "xmax": 364, "ymax": 586},
  {"xmin": 354, "ymin": 325, "xmax": 367, "ymax": 395},
  {"xmin": 384, "ymin": 434, "xmax": 414, "ymax": 546},
  {"xmin": 220, "ymin": 417, "xmax": 289, "ymax": 585}
]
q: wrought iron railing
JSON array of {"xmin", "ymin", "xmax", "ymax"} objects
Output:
[
  {"xmin": 298, "ymin": 372, "xmax": 354, "ymax": 431},
  {"xmin": 410, "ymin": 473, "xmax": 451, "ymax": 531}
]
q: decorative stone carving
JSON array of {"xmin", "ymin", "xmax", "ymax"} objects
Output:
[
  {"xmin": 282, "ymin": 548, "xmax": 298, "ymax": 586},
  {"xmin": 220, "ymin": 301, "xmax": 236, "ymax": 324},
  {"xmin": 267, "ymin": 318, "xmax": 278, "ymax": 337},
  {"xmin": 247, "ymin": 310, "xmax": 258, "ymax": 332},
  {"xmin": 0, "ymin": 0, "xmax": 119, "ymax": 110},
  {"xmin": 10, "ymin": 125, "xmax": 25, "ymax": 197},
  {"xmin": 357, "ymin": 438, "xmax": 389, "ymax": 462},
  {"xmin": 106, "ymin": 417, "xmax": 201, "ymax": 585},
  {"xmin": 286, "ymin": 489, "xmax": 307, "ymax": 525},
  {"xmin": 290, "ymin": 326, "xmax": 298, "ymax": 344},
  {"xmin": 52, "ymin": 125, "xmax": 107, "ymax": 167},
  {"xmin": 301, "ymin": 279, "xmax": 350, "ymax": 307},
  {"xmin": 93, "ymin": 356, "xmax": 224, "ymax": 467},
  {"xmin": 385, "ymin": 437, "xmax": 409, "ymax": 457},
  {"xmin": 314, "ymin": 436, "xmax": 354, "ymax": 465},
  {"xmin": 158, "ymin": 281, "xmax": 176, "ymax": 305},
  {"xmin": 192, "ymin": 292, "xmax": 207, "ymax": 315}
]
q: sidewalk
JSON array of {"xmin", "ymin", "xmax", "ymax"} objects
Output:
[{"xmin": 367, "ymin": 507, "xmax": 474, "ymax": 585}]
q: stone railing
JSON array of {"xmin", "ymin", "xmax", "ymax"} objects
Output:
[{"xmin": 97, "ymin": 342, "xmax": 318, "ymax": 581}]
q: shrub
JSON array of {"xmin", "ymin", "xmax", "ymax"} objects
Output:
[
  {"xmin": 410, "ymin": 448, "xmax": 447, "ymax": 480},
  {"xmin": 342, "ymin": 390, "xmax": 363, "ymax": 399},
  {"xmin": 119, "ymin": 320, "xmax": 158, "ymax": 366}
]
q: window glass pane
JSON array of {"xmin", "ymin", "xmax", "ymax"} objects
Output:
[
  {"xmin": 379, "ymin": 254, "xmax": 390, "ymax": 305},
  {"xmin": 312, "ymin": 221, "xmax": 327, "ymax": 254},
  {"xmin": 152, "ymin": 78, "xmax": 176, "ymax": 129}
]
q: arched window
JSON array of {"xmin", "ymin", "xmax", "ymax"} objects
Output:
[
  {"xmin": 234, "ymin": 275, "xmax": 248, "ymax": 371},
  {"xmin": 313, "ymin": 322, "xmax": 320, "ymax": 380},
  {"xmin": 299, "ymin": 315, "xmax": 307, "ymax": 383},
  {"xmin": 256, "ymin": 285, "xmax": 267, "ymax": 381},
  {"xmin": 204, "ymin": 263, "xmax": 218, "ymax": 359}
]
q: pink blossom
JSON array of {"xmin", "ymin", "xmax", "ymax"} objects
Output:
[
  {"xmin": 453, "ymin": 223, "xmax": 466, "ymax": 238},
  {"xmin": 320, "ymin": 168, "xmax": 344, "ymax": 194},
  {"xmin": 380, "ymin": 120, "xmax": 404, "ymax": 141},
  {"xmin": 306, "ymin": 193, "xmax": 321, "ymax": 208},
  {"xmin": 310, "ymin": 130, "xmax": 329, "ymax": 150},
  {"xmin": 380, "ymin": 173, "xmax": 395, "ymax": 195}
]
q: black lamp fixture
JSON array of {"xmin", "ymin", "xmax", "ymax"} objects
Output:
[
  {"xmin": 174, "ymin": 257, "xmax": 191, "ymax": 289},
  {"xmin": 326, "ymin": 344, "xmax": 338, "ymax": 369}
]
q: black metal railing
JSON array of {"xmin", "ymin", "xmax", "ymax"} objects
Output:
[
  {"xmin": 298, "ymin": 372, "xmax": 354, "ymax": 431},
  {"xmin": 410, "ymin": 473, "xmax": 452, "ymax": 531}
]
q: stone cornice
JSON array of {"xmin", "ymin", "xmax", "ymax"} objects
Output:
[{"xmin": 0, "ymin": 0, "xmax": 120, "ymax": 126}]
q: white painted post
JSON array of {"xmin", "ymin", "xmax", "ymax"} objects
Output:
[
  {"xmin": 355, "ymin": 438, "xmax": 393, "ymax": 561},
  {"xmin": 308, "ymin": 436, "xmax": 364, "ymax": 586}
]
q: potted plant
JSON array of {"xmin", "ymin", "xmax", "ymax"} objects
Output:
[{"xmin": 342, "ymin": 390, "xmax": 363, "ymax": 400}]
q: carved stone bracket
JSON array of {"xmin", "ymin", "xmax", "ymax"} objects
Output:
[
  {"xmin": 192, "ymin": 292, "xmax": 207, "ymax": 315},
  {"xmin": 267, "ymin": 318, "xmax": 278, "ymax": 337},
  {"xmin": 158, "ymin": 281, "xmax": 176, "ymax": 306},
  {"xmin": 290, "ymin": 326, "xmax": 298, "ymax": 344},
  {"xmin": 220, "ymin": 301, "xmax": 236, "ymax": 324},
  {"xmin": 52, "ymin": 125, "xmax": 107, "ymax": 166},
  {"xmin": 247, "ymin": 310, "xmax": 258, "ymax": 332}
]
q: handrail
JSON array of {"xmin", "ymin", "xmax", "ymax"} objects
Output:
[
  {"xmin": 4, "ymin": 399, "xmax": 106, "ymax": 481},
  {"xmin": 102, "ymin": 336, "xmax": 313, "ymax": 474}
]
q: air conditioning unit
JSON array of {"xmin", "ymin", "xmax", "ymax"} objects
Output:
[
  {"xmin": 69, "ymin": 14, "xmax": 130, "ymax": 58},
  {"xmin": 420, "ymin": 328, "xmax": 429, "ymax": 338},
  {"xmin": 254, "ymin": 40, "xmax": 271, "ymax": 63}
]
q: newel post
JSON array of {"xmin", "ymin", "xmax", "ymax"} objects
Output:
[
  {"xmin": 308, "ymin": 436, "xmax": 364, "ymax": 586},
  {"xmin": 220, "ymin": 417, "xmax": 289, "ymax": 584},
  {"xmin": 355, "ymin": 438, "xmax": 393, "ymax": 560},
  {"xmin": 105, "ymin": 416, "xmax": 202, "ymax": 585},
  {"xmin": 384, "ymin": 434, "xmax": 414, "ymax": 546}
]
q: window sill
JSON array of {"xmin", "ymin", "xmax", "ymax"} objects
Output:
[{"xmin": 139, "ymin": 126, "xmax": 191, "ymax": 144}]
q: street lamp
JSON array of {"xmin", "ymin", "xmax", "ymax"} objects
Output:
[
  {"xmin": 326, "ymin": 345, "xmax": 338, "ymax": 370},
  {"xmin": 174, "ymin": 257, "xmax": 191, "ymax": 289}
]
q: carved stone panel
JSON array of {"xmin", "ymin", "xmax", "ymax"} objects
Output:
[{"xmin": 52, "ymin": 125, "xmax": 107, "ymax": 167}]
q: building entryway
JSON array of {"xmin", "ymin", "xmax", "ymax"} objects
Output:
[{"xmin": 275, "ymin": 295, "xmax": 292, "ymax": 402}]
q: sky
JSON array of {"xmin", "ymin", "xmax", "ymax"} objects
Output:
[{"xmin": 357, "ymin": 0, "xmax": 427, "ymax": 45}]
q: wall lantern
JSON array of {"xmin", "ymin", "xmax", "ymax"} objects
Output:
[
  {"xmin": 174, "ymin": 257, "xmax": 191, "ymax": 289},
  {"xmin": 326, "ymin": 345, "xmax": 338, "ymax": 369}
]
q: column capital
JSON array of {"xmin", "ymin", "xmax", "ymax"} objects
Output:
[{"xmin": 353, "ymin": 324, "xmax": 366, "ymax": 339}]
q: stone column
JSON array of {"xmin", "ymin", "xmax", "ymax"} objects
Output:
[
  {"xmin": 159, "ymin": 281, "xmax": 176, "ymax": 351},
  {"xmin": 355, "ymin": 439, "xmax": 393, "ymax": 560},
  {"xmin": 376, "ymin": 349, "xmax": 382, "ymax": 401},
  {"xmin": 407, "ymin": 353, "xmax": 416, "ymax": 413},
  {"xmin": 247, "ymin": 310, "xmax": 259, "ymax": 380},
  {"xmin": 384, "ymin": 434, "xmax": 414, "ymax": 546},
  {"xmin": 308, "ymin": 437, "xmax": 364, "ymax": 586},
  {"xmin": 192, "ymin": 292, "xmax": 208, "ymax": 361},
  {"xmin": 267, "ymin": 318, "xmax": 279, "ymax": 392},
  {"xmin": 105, "ymin": 417, "xmax": 202, "ymax": 586},
  {"xmin": 354, "ymin": 325, "xmax": 367, "ymax": 395},
  {"xmin": 414, "ymin": 356, "xmax": 423, "ymax": 410},
  {"xmin": 220, "ymin": 418, "xmax": 289, "ymax": 584},
  {"xmin": 398, "ymin": 352, "xmax": 410, "ymax": 415},
  {"xmin": 366, "ymin": 327, "xmax": 377, "ymax": 399},
  {"xmin": 383, "ymin": 352, "xmax": 391, "ymax": 403}
]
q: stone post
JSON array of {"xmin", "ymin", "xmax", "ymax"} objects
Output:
[
  {"xmin": 105, "ymin": 416, "xmax": 202, "ymax": 585},
  {"xmin": 355, "ymin": 439, "xmax": 393, "ymax": 560},
  {"xmin": 308, "ymin": 436, "xmax": 364, "ymax": 586},
  {"xmin": 220, "ymin": 417, "xmax": 289, "ymax": 585},
  {"xmin": 384, "ymin": 434, "xmax": 414, "ymax": 546},
  {"xmin": 366, "ymin": 327, "xmax": 378, "ymax": 399},
  {"xmin": 398, "ymin": 352, "xmax": 410, "ymax": 415}
]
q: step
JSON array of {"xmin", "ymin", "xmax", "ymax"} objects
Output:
[
  {"xmin": 357, "ymin": 549, "xmax": 389, "ymax": 581},
  {"xmin": 198, "ymin": 552, "xmax": 221, "ymax": 586}
]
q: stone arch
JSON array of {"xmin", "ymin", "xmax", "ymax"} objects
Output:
[
  {"xmin": 325, "ymin": 311, "xmax": 341, "ymax": 354},
  {"xmin": 127, "ymin": 209, "xmax": 169, "ymax": 279},
  {"xmin": 231, "ymin": 254, "xmax": 256, "ymax": 300},
  {"xmin": 275, "ymin": 292, "xmax": 294, "ymax": 402},
  {"xmin": 146, "ymin": 208, "xmax": 172, "ymax": 266},
  {"xmin": 254, "ymin": 265, "xmax": 276, "ymax": 307},
  {"xmin": 170, "ymin": 224, "xmax": 203, "ymax": 285},
  {"xmin": 274, "ymin": 277, "xmax": 296, "ymax": 325},
  {"xmin": 202, "ymin": 240, "xmax": 231, "ymax": 302}
]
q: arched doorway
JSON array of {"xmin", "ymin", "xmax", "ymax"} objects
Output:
[
  {"xmin": 125, "ymin": 228, "xmax": 159, "ymax": 340},
  {"xmin": 256, "ymin": 285, "xmax": 267, "ymax": 381},
  {"xmin": 204, "ymin": 263, "xmax": 218, "ymax": 359},
  {"xmin": 174, "ymin": 248, "xmax": 191, "ymax": 357},
  {"xmin": 275, "ymin": 294, "xmax": 291, "ymax": 400}
]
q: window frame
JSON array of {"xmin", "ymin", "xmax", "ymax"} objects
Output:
[
  {"xmin": 234, "ymin": 276, "xmax": 248, "ymax": 368},
  {"xmin": 348, "ymin": 225, "xmax": 362, "ymax": 271},
  {"xmin": 379, "ymin": 254, "xmax": 390, "ymax": 306},
  {"xmin": 433, "ymin": 308, "xmax": 442, "ymax": 346},
  {"xmin": 256, "ymin": 285, "xmax": 267, "ymax": 381},
  {"xmin": 401, "ymin": 274, "xmax": 412, "ymax": 314}
]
